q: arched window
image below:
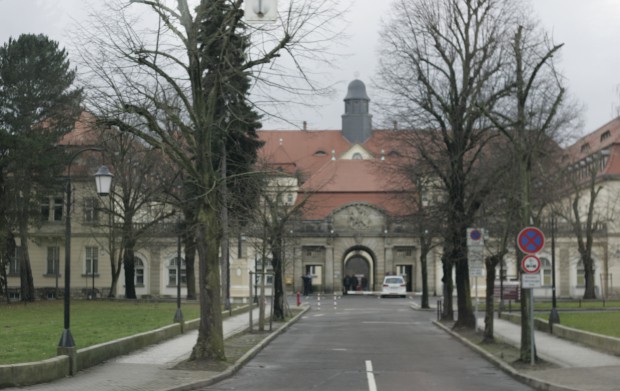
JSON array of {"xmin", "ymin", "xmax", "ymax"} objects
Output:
[
  {"xmin": 168, "ymin": 257, "xmax": 186, "ymax": 286},
  {"xmin": 135, "ymin": 258, "xmax": 145, "ymax": 287},
  {"xmin": 352, "ymin": 152, "xmax": 363, "ymax": 160}
]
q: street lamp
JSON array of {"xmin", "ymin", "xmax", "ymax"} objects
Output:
[
  {"xmin": 549, "ymin": 215, "xmax": 560, "ymax": 326},
  {"xmin": 173, "ymin": 219, "xmax": 184, "ymax": 325},
  {"xmin": 58, "ymin": 150, "xmax": 112, "ymax": 364}
]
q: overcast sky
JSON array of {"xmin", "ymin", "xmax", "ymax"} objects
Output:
[{"xmin": 1, "ymin": 0, "xmax": 619, "ymax": 136}]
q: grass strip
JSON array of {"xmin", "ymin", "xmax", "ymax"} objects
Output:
[{"xmin": 0, "ymin": 300, "xmax": 200, "ymax": 364}]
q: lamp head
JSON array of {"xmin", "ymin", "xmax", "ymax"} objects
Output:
[{"xmin": 94, "ymin": 165, "xmax": 113, "ymax": 196}]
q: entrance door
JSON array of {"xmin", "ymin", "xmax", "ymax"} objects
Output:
[
  {"xmin": 345, "ymin": 257, "xmax": 371, "ymax": 291},
  {"xmin": 305, "ymin": 265, "xmax": 323, "ymax": 293},
  {"xmin": 397, "ymin": 265, "xmax": 413, "ymax": 292}
]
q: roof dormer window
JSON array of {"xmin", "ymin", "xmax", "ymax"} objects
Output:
[
  {"xmin": 314, "ymin": 150, "xmax": 327, "ymax": 157},
  {"xmin": 352, "ymin": 153, "xmax": 363, "ymax": 160},
  {"xmin": 580, "ymin": 143, "xmax": 590, "ymax": 153},
  {"xmin": 601, "ymin": 130, "xmax": 611, "ymax": 143}
]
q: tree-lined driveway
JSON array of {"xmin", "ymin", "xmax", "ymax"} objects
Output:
[{"xmin": 199, "ymin": 296, "xmax": 532, "ymax": 391}]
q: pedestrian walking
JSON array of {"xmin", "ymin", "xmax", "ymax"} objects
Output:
[{"xmin": 343, "ymin": 275, "xmax": 351, "ymax": 294}]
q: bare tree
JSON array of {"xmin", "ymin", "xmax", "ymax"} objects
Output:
[
  {"xmin": 554, "ymin": 154, "xmax": 620, "ymax": 300},
  {"xmin": 483, "ymin": 18, "xmax": 578, "ymax": 362},
  {"xmin": 377, "ymin": 0, "xmax": 515, "ymax": 328},
  {"xmin": 92, "ymin": 124, "xmax": 177, "ymax": 298},
  {"xmin": 74, "ymin": 0, "xmax": 341, "ymax": 361}
]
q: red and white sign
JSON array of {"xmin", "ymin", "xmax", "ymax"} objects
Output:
[
  {"xmin": 521, "ymin": 255, "xmax": 541, "ymax": 274},
  {"xmin": 517, "ymin": 227, "xmax": 545, "ymax": 254}
]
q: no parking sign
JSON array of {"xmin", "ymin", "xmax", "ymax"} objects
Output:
[{"xmin": 517, "ymin": 227, "xmax": 545, "ymax": 254}]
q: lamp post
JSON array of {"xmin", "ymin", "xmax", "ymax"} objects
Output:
[
  {"xmin": 174, "ymin": 219, "xmax": 184, "ymax": 325},
  {"xmin": 58, "ymin": 150, "xmax": 112, "ymax": 367},
  {"xmin": 549, "ymin": 215, "xmax": 560, "ymax": 326}
]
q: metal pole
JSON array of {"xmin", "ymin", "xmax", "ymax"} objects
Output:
[
  {"xmin": 58, "ymin": 147, "xmax": 106, "ymax": 351},
  {"xmin": 499, "ymin": 258, "xmax": 504, "ymax": 315},
  {"xmin": 249, "ymin": 271, "xmax": 253, "ymax": 331},
  {"xmin": 530, "ymin": 288, "xmax": 535, "ymax": 365},
  {"xmin": 174, "ymin": 221, "xmax": 183, "ymax": 324},
  {"xmin": 549, "ymin": 215, "xmax": 560, "ymax": 325},
  {"xmin": 59, "ymin": 178, "xmax": 75, "ymax": 348},
  {"xmin": 254, "ymin": 255, "xmax": 258, "ymax": 303},
  {"xmin": 91, "ymin": 261, "xmax": 95, "ymax": 299}
]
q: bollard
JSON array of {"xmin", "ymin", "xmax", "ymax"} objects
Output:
[
  {"xmin": 317, "ymin": 292, "xmax": 321, "ymax": 311},
  {"xmin": 297, "ymin": 290, "xmax": 301, "ymax": 306}
]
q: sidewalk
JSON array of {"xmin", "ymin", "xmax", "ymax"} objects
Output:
[
  {"xmin": 417, "ymin": 295, "xmax": 620, "ymax": 391},
  {"xmin": 480, "ymin": 316, "xmax": 620, "ymax": 391},
  {"xmin": 6, "ymin": 306, "xmax": 302, "ymax": 391}
]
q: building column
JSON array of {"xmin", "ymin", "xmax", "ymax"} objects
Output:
[
  {"xmin": 325, "ymin": 244, "xmax": 334, "ymax": 294},
  {"xmin": 559, "ymin": 247, "xmax": 570, "ymax": 297},
  {"xmin": 150, "ymin": 247, "xmax": 161, "ymax": 297}
]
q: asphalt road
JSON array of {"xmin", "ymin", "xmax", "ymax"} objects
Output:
[{"xmin": 199, "ymin": 295, "xmax": 533, "ymax": 391}]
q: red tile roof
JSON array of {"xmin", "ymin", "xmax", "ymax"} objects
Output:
[
  {"xmin": 58, "ymin": 111, "xmax": 101, "ymax": 146},
  {"xmin": 258, "ymin": 129, "xmax": 415, "ymax": 219},
  {"xmin": 565, "ymin": 116, "xmax": 620, "ymax": 175}
]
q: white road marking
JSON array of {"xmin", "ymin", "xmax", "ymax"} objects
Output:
[{"xmin": 366, "ymin": 360, "xmax": 378, "ymax": 391}]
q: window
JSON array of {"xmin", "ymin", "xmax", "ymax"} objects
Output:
[
  {"xmin": 8, "ymin": 247, "xmax": 20, "ymax": 276},
  {"xmin": 85, "ymin": 247, "xmax": 98, "ymax": 275},
  {"xmin": 168, "ymin": 257, "xmax": 186, "ymax": 286},
  {"xmin": 314, "ymin": 150, "xmax": 327, "ymax": 157},
  {"xmin": 352, "ymin": 152, "xmax": 363, "ymax": 160},
  {"xmin": 580, "ymin": 143, "xmax": 590, "ymax": 153},
  {"xmin": 40, "ymin": 199, "xmax": 50, "ymax": 221},
  {"xmin": 237, "ymin": 235, "xmax": 247, "ymax": 258},
  {"xmin": 541, "ymin": 258, "xmax": 552, "ymax": 286},
  {"xmin": 40, "ymin": 197, "xmax": 64, "ymax": 222},
  {"xmin": 601, "ymin": 130, "xmax": 611, "ymax": 142},
  {"xmin": 83, "ymin": 197, "xmax": 99, "ymax": 223},
  {"xmin": 46, "ymin": 246, "xmax": 60, "ymax": 276},
  {"xmin": 135, "ymin": 258, "xmax": 145, "ymax": 286},
  {"xmin": 576, "ymin": 261, "xmax": 585, "ymax": 286}
]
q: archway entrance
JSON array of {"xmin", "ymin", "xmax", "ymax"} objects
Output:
[{"xmin": 343, "ymin": 249, "xmax": 375, "ymax": 292}]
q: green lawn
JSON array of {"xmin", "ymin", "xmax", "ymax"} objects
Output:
[
  {"xmin": 0, "ymin": 300, "xmax": 200, "ymax": 365},
  {"xmin": 536, "ymin": 311, "xmax": 620, "ymax": 338}
]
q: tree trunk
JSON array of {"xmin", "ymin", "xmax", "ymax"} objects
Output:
[
  {"xmin": 483, "ymin": 257, "xmax": 498, "ymax": 343},
  {"xmin": 452, "ymin": 224, "xmax": 475, "ymax": 329},
  {"xmin": 123, "ymin": 246, "xmax": 137, "ymax": 299},
  {"xmin": 18, "ymin": 221, "xmax": 35, "ymax": 302},
  {"xmin": 182, "ymin": 196, "xmax": 198, "ymax": 300},
  {"xmin": 190, "ymin": 204, "xmax": 225, "ymax": 361},
  {"xmin": 271, "ymin": 234, "xmax": 285, "ymax": 321},
  {"xmin": 583, "ymin": 255, "xmax": 596, "ymax": 299},
  {"xmin": 184, "ymin": 233, "xmax": 197, "ymax": 300},
  {"xmin": 518, "ymin": 153, "xmax": 535, "ymax": 363},
  {"xmin": 421, "ymin": 253, "xmax": 429, "ymax": 309},
  {"xmin": 441, "ymin": 255, "xmax": 454, "ymax": 321}
]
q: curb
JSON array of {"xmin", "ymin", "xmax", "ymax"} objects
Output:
[
  {"xmin": 164, "ymin": 305, "xmax": 311, "ymax": 391},
  {"xmin": 432, "ymin": 321, "xmax": 582, "ymax": 391}
]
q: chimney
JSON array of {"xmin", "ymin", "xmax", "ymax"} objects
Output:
[
  {"xmin": 393, "ymin": 120, "xmax": 398, "ymax": 130},
  {"xmin": 303, "ymin": 121, "xmax": 307, "ymax": 131}
]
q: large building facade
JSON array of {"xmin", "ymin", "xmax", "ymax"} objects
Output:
[{"xmin": 5, "ymin": 81, "xmax": 620, "ymax": 301}]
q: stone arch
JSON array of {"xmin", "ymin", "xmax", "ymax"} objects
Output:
[{"xmin": 342, "ymin": 245, "xmax": 377, "ymax": 292}]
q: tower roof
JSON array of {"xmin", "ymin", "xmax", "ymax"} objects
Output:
[{"xmin": 344, "ymin": 79, "xmax": 370, "ymax": 101}]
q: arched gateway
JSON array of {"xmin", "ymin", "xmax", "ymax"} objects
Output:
[{"xmin": 343, "ymin": 247, "xmax": 375, "ymax": 292}]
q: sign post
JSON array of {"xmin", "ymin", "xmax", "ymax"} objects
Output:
[
  {"xmin": 517, "ymin": 227, "xmax": 545, "ymax": 366},
  {"xmin": 467, "ymin": 228, "xmax": 485, "ymax": 317}
]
